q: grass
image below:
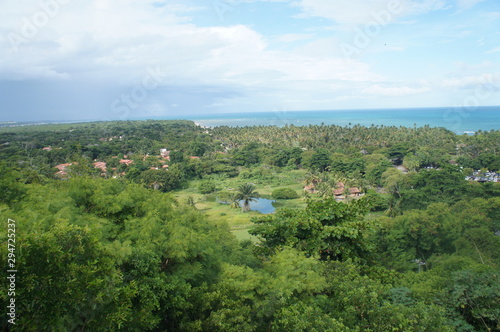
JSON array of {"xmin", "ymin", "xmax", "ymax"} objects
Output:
[
  {"xmin": 173, "ymin": 168, "xmax": 309, "ymax": 237},
  {"xmin": 174, "ymin": 168, "xmax": 382, "ymax": 242},
  {"xmin": 231, "ymin": 229, "xmax": 259, "ymax": 242}
]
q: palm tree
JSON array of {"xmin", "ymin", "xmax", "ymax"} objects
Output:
[
  {"xmin": 235, "ymin": 183, "xmax": 260, "ymax": 212},
  {"xmin": 229, "ymin": 195, "xmax": 241, "ymax": 209}
]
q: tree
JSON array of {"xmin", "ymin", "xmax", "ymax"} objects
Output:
[
  {"xmin": 365, "ymin": 159, "xmax": 392, "ymax": 187},
  {"xmin": 0, "ymin": 163, "xmax": 26, "ymax": 206},
  {"xmin": 235, "ymin": 183, "xmax": 260, "ymax": 212},
  {"xmin": 304, "ymin": 148, "xmax": 331, "ymax": 172},
  {"xmin": 140, "ymin": 169, "xmax": 168, "ymax": 190},
  {"xmin": 139, "ymin": 166, "xmax": 183, "ymax": 192},
  {"xmin": 169, "ymin": 150, "xmax": 185, "ymax": 163},
  {"xmin": 272, "ymin": 188, "xmax": 299, "ymax": 199},
  {"xmin": 198, "ymin": 180, "xmax": 217, "ymax": 194},
  {"xmin": 449, "ymin": 268, "xmax": 500, "ymax": 331},
  {"xmin": 251, "ymin": 197, "xmax": 371, "ymax": 262}
]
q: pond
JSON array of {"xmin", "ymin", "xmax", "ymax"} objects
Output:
[
  {"xmin": 216, "ymin": 196, "xmax": 280, "ymax": 214},
  {"xmin": 242, "ymin": 198, "xmax": 278, "ymax": 214}
]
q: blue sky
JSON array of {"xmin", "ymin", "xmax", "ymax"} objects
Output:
[{"xmin": 0, "ymin": 0, "xmax": 499, "ymax": 121}]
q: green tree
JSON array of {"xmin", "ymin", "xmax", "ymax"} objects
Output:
[
  {"xmin": 251, "ymin": 197, "xmax": 371, "ymax": 262},
  {"xmin": 449, "ymin": 268, "xmax": 500, "ymax": 331},
  {"xmin": 198, "ymin": 180, "xmax": 217, "ymax": 194},
  {"xmin": 139, "ymin": 165, "xmax": 183, "ymax": 192},
  {"xmin": 304, "ymin": 148, "xmax": 331, "ymax": 172},
  {"xmin": 169, "ymin": 150, "xmax": 185, "ymax": 163},
  {"xmin": 0, "ymin": 163, "xmax": 26, "ymax": 206},
  {"xmin": 235, "ymin": 183, "xmax": 260, "ymax": 212},
  {"xmin": 272, "ymin": 188, "xmax": 299, "ymax": 199}
]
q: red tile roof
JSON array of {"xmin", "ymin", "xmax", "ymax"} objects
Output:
[
  {"xmin": 55, "ymin": 163, "xmax": 72, "ymax": 171},
  {"xmin": 333, "ymin": 189, "xmax": 344, "ymax": 196},
  {"xmin": 93, "ymin": 161, "xmax": 107, "ymax": 172},
  {"xmin": 349, "ymin": 187, "xmax": 361, "ymax": 194},
  {"xmin": 119, "ymin": 159, "xmax": 133, "ymax": 165}
]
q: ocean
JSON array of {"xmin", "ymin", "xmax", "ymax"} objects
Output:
[{"xmin": 182, "ymin": 106, "xmax": 500, "ymax": 134}]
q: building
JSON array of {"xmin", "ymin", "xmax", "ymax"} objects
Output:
[
  {"xmin": 160, "ymin": 149, "xmax": 170, "ymax": 158},
  {"xmin": 93, "ymin": 161, "xmax": 107, "ymax": 172},
  {"xmin": 119, "ymin": 159, "xmax": 133, "ymax": 166}
]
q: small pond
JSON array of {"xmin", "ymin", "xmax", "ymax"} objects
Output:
[
  {"xmin": 215, "ymin": 196, "xmax": 280, "ymax": 214},
  {"xmin": 242, "ymin": 198, "xmax": 278, "ymax": 214}
]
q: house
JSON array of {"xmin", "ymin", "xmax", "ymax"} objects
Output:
[
  {"xmin": 93, "ymin": 161, "xmax": 107, "ymax": 172},
  {"xmin": 160, "ymin": 149, "xmax": 170, "ymax": 158},
  {"xmin": 119, "ymin": 159, "xmax": 133, "ymax": 166},
  {"xmin": 54, "ymin": 163, "xmax": 74, "ymax": 177},
  {"xmin": 349, "ymin": 187, "xmax": 362, "ymax": 197},
  {"xmin": 333, "ymin": 182, "xmax": 363, "ymax": 200},
  {"xmin": 333, "ymin": 188, "xmax": 344, "ymax": 200},
  {"xmin": 189, "ymin": 156, "xmax": 200, "ymax": 160},
  {"xmin": 55, "ymin": 163, "xmax": 72, "ymax": 172},
  {"xmin": 303, "ymin": 184, "xmax": 317, "ymax": 194},
  {"xmin": 42, "ymin": 146, "xmax": 52, "ymax": 151}
]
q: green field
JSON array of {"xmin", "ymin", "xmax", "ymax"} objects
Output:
[{"xmin": 173, "ymin": 169, "xmax": 309, "ymax": 240}]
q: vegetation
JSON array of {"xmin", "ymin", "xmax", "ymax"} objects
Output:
[
  {"xmin": 235, "ymin": 183, "xmax": 260, "ymax": 212},
  {"xmin": 271, "ymin": 187, "xmax": 299, "ymax": 199},
  {"xmin": 0, "ymin": 120, "xmax": 499, "ymax": 331}
]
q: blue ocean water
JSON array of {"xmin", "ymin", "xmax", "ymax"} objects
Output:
[{"xmin": 180, "ymin": 106, "xmax": 499, "ymax": 134}]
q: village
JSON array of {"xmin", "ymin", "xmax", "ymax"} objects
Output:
[
  {"xmin": 50, "ymin": 148, "xmax": 201, "ymax": 178},
  {"xmin": 465, "ymin": 170, "xmax": 500, "ymax": 183}
]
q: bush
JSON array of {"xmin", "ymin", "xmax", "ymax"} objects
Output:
[
  {"xmin": 198, "ymin": 181, "xmax": 217, "ymax": 194},
  {"xmin": 272, "ymin": 188, "xmax": 299, "ymax": 199},
  {"xmin": 365, "ymin": 192, "xmax": 388, "ymax": 211}
]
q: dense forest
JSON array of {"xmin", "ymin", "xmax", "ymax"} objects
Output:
[{"xmin": 1, "ymin": 120, "xmax": 499, "ymax": 331}]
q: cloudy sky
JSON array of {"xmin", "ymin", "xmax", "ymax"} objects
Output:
[{"xmin": 0, "ymin": 0, "xmax": 499, "ymax": 121}]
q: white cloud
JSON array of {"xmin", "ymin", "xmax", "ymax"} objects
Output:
[
  {"xmin": 292, "ymin": 0, "xmax": 447, "ymax": 25},
  {"xmin": 0, "ymin": 0, "xmax": 384, "ymax": 87},
  {"xmin": 456, "ymin": 0, "xmax": 487, "ymax": 10},
  {"xmin": 362, "ymin": 85, "xmax": 430, "ymax": 96},
  {"xmin": 440, "ymin": 74, "xmax": 500, "ymax": 89},
  {"xmin": 271, "ymin": 33, "xmax": 315, "ymax": 43},
  {"xmin": 1, "ymin": 0, "xmax": 498, "ymax": 120}
]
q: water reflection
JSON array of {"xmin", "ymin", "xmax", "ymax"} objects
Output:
[{"xmin": 243, "ymin": 198, "xmax": 276, "ymax": 214}]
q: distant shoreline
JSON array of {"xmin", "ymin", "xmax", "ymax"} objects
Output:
[{"xmin": 1, "ymin": 106, "xmax": 498, "ymax": 134}]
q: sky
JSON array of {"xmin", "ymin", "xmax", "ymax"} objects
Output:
[{"xmin": 0, "ymin": 0, "xmax": 499, "ymax": 122}]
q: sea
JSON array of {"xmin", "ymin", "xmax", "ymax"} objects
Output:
[
  {"xmin": 181, "ymin": 106, "xmax": 500, "ymax": 134},
  {"xmin": 2, "ymin": 106, "xmax": 499, "ymax": 134}
]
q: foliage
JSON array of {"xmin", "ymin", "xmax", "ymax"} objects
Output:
[
  {"xmin": 272, "ymin": 187, "xmax": 299, "ymax": 199},
  {"xmin": 0, "ymin": 120, "xmax": 499, "ymax": 331},
  {"xmin": 235, "ymin": 183, "xmax": 260, "ymax": 212},
  {"xmin": 198, "ymin": 180, "xmax": 217, "ymax": 194},
  {"xmin": 251, "ymin": 197, "xmax": 372, "ymax": 262}
]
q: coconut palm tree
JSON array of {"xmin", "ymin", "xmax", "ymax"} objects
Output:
[
  {"xmin": 235, "ymin": 183, "xmax": 260, "ymax": 212},
  {"xmin": 230, "ymin": 195, "xmax": 241, "ymax": 209}
]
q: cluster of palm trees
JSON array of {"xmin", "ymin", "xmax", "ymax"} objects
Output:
[{"xmin": 212, "ymin": 123, "xmax": 459, "ymax": 153}]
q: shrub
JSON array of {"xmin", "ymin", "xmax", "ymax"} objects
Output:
[
  {"xmin": 365, "ymin": 192, "xmax": 388, "ymax": 211},
  {"xmin": 272, "ymin": 188, "xmax": 299, "ymax": 199},
  {"xmin": 198, "ymin": 181, "xmax": 217, "ymax": 194}
]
